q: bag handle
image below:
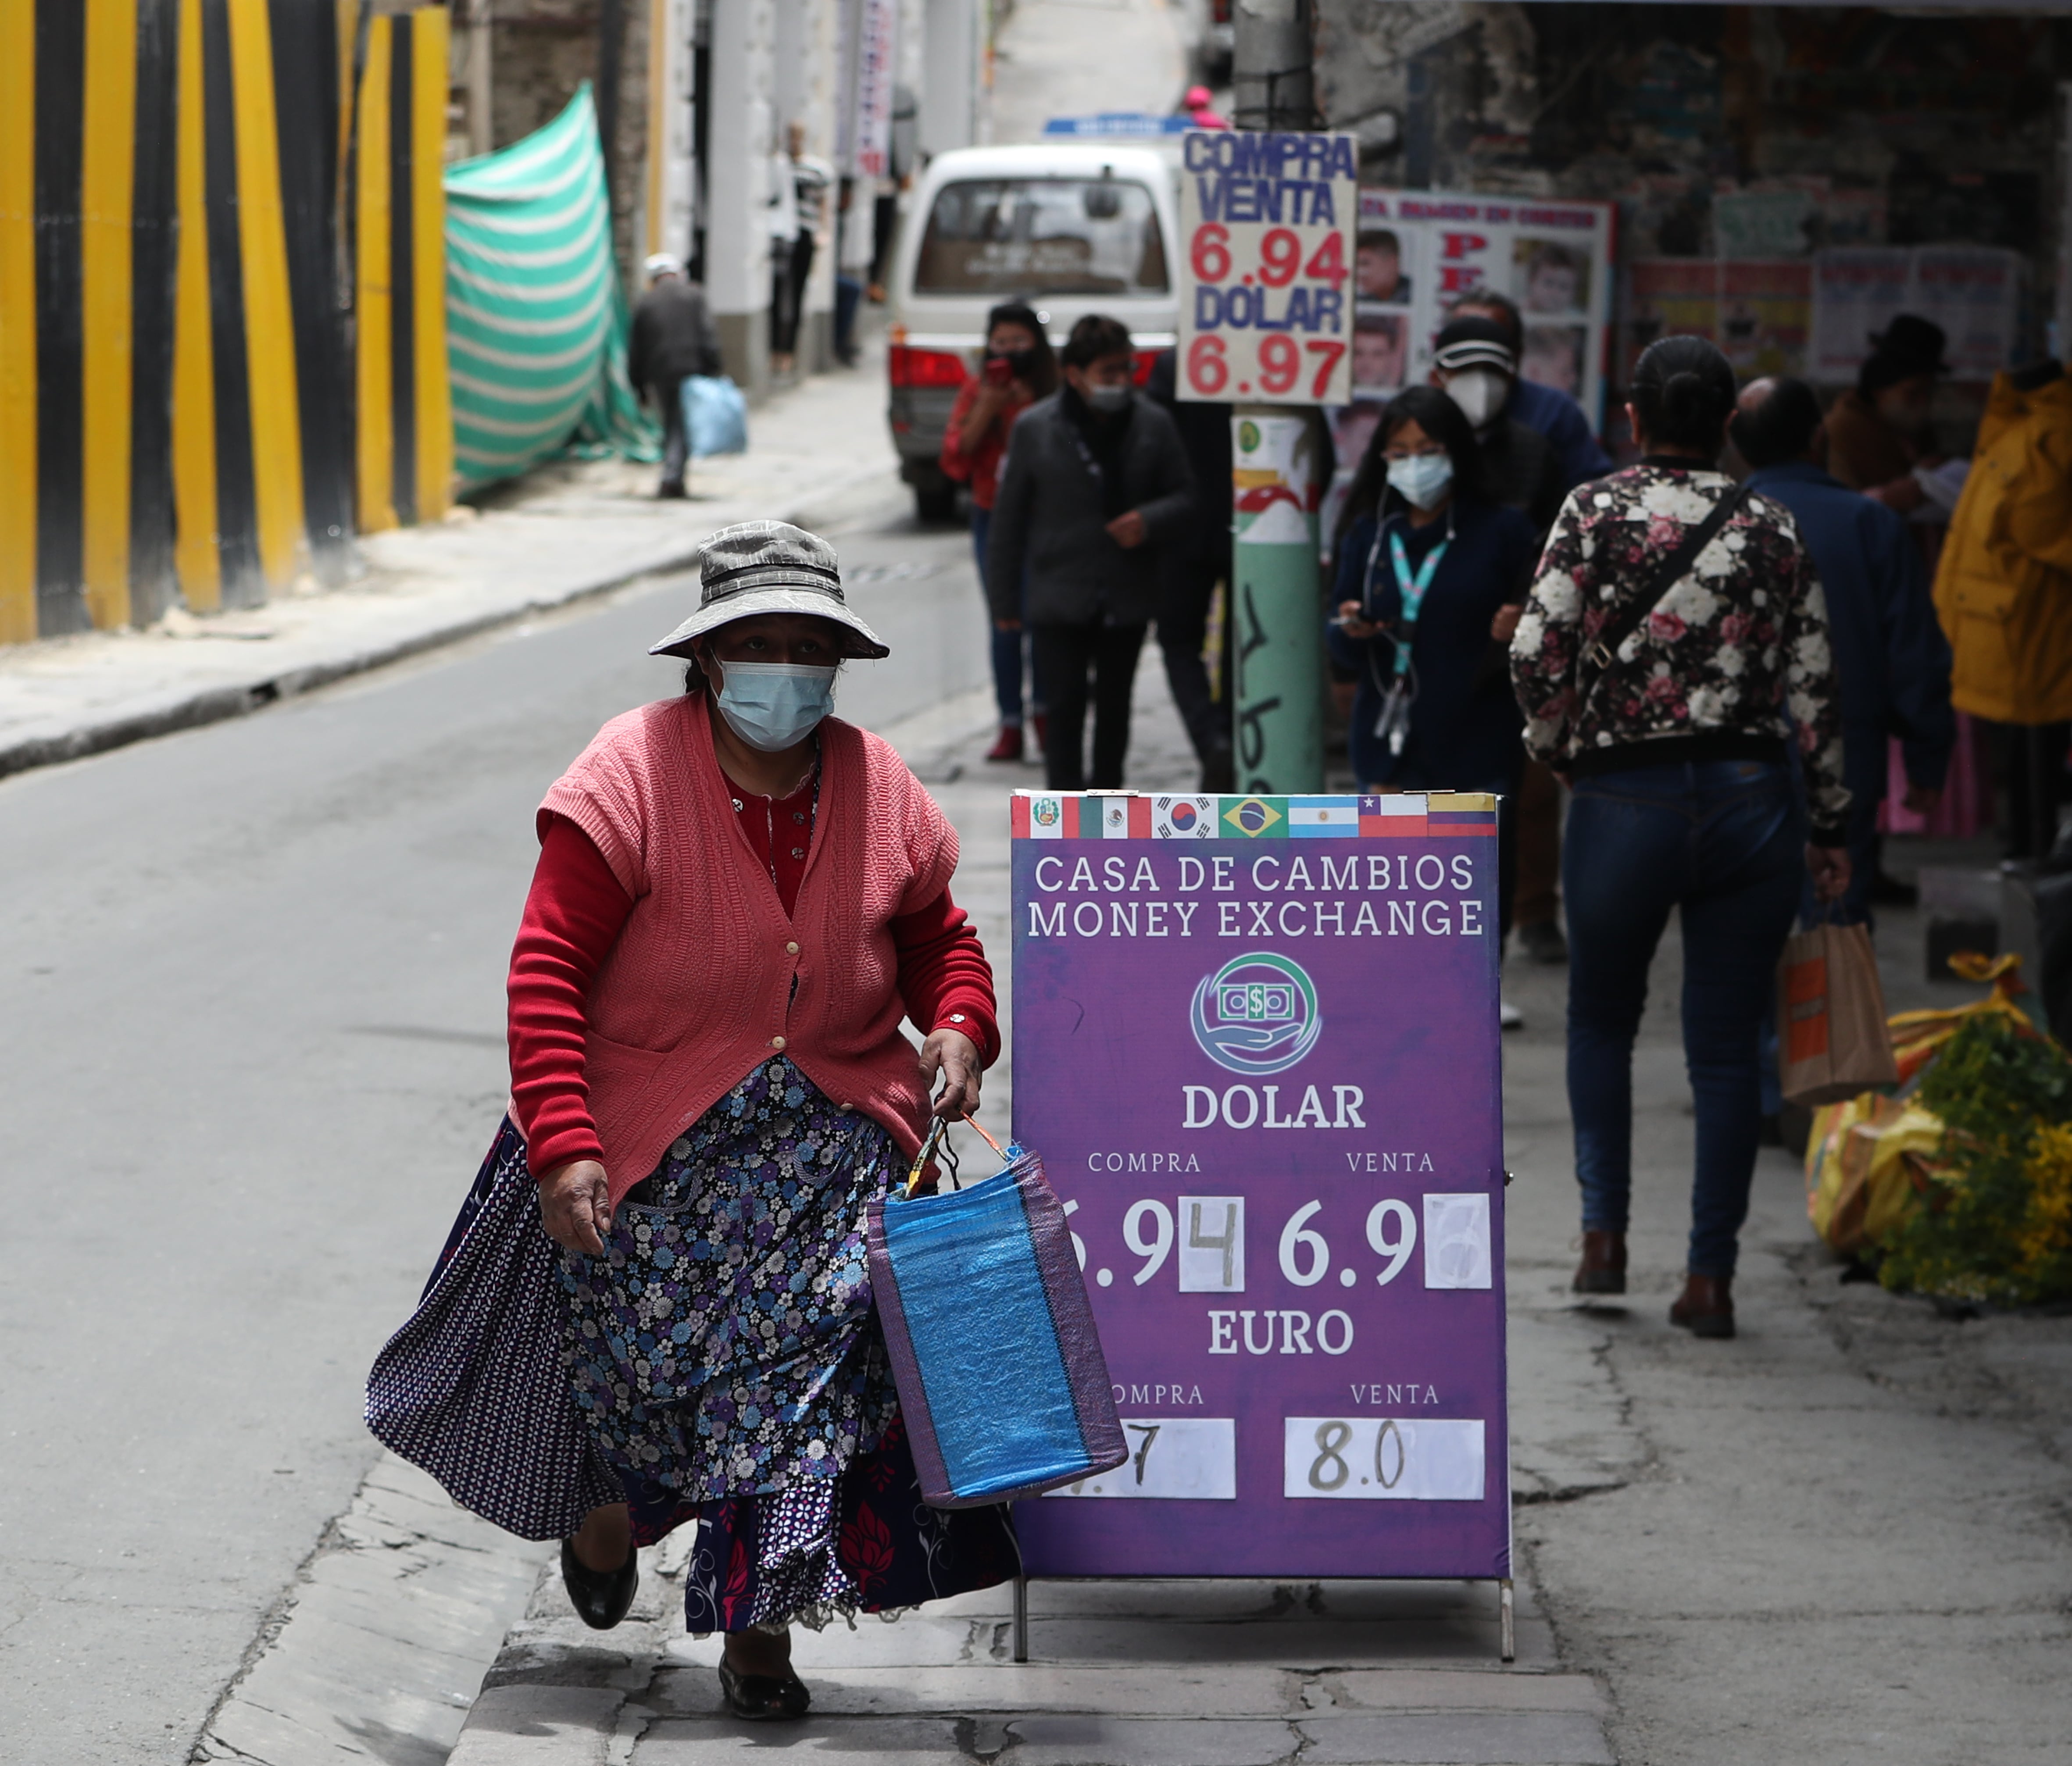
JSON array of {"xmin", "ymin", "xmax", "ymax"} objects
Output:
[
  {"xmin": 1574, "ymin": 482, "xmax": 1750, "ymax": 714},
  {"xmin": 903, "ymin": 1113, "xmax": 1010, "ymax": 1199}
]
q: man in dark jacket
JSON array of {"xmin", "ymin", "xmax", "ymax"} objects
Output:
[
  {"xmin": 989, "ymin": 315, "xmax": 1194, "ymax": 790},
  {"xmin": 1736, "ymin": 375, "xmax": 1956, "ymax": 921},
  {"xmin": 1429, "ymin": 317, "xmax": 1565, "ymax": 533},
  {"xmin": 1147, "ymin": 347, "xmax": 1234, "ymax": 790},
  {"xmin": 628, "ymin": 254, "xmax": 720, "ymax": 499},
  {"xmin": 1447, "ymin": 289, "xmax": 1612, "ymax": 492}
]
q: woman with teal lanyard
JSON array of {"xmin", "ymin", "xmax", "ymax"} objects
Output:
[{"xmin": 1329, "ymin": 385, "xmax": 1540, "ymax": 1021}]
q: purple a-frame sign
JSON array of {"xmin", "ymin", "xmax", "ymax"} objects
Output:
[{"xmin": 1005, "ymin": 789, "xmax": 1512, "ymax": 1654}]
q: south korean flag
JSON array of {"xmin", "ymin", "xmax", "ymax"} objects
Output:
[{"xmin": 1152, "ymin": 795, "xmax": 1215, "ymax": 839}]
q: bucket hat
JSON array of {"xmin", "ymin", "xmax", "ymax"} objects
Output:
[
  {"xmin": 1867, "ymin": 313, "xmax": 1948, "ymax": 376},
  {"xmin": 647, "ymin": 520, "xmax": 890, "ymax": 660},
  {"xmin": 1432, "ymin": 316, "xmax": 1517, "ymax": 376}
]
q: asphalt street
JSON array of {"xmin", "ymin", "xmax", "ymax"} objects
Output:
[{"xmin": 0, "ymin": 491, "xmax": 990, "ymax": 1766}]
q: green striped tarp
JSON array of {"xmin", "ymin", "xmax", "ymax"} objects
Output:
[{"xmin": 443, "ymin": 84, "xmax": 656, "ymax": 489}]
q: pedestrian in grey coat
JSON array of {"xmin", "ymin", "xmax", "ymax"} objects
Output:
[
  {"xmin": 987, "ymin": 314, "xmax": 1194, "ymax": 789},
  {"xmin": 629, "ymin": 256, "xmax": 722, "ymax": 499}
]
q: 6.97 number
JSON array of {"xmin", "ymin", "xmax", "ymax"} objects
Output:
[{"xmin": 1186, "ymin": 333, "xmax": 1346, "ymax": 400}]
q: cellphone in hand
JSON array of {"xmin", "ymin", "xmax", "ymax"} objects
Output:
[{"xmin": 983, "ymin": 356, "xmax": 1014, "ymax": 386}]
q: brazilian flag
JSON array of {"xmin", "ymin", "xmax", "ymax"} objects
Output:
[{"xmin": 1218, "ymin": 796, "xmax": 1288, "ymax": 838}]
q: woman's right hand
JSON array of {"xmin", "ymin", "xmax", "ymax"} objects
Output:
[
  {"xmin": 539, "ymin": 1159, "xmax": 612, "ymax": 1255},
  {"xmin": 1806, "ymin": 844, "xmax": 1852, "ymax": 904},
  {"xmin": 1336, "ymin": 599, "xmax": 1379, "ymax": 641}
]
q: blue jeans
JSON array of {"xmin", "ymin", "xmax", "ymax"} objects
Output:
[
  {"xmin": 1564, "ymin": 760, "xmax": 1804, "ymax": 1277},
  {"xmin": 971, "ymin": 506, "xmax": 1040, "ymax": 727}
]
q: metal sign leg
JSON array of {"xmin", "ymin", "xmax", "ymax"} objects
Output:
[
  {"xmin": 1499, "ymin": 1577, "xmax": 1515, "ymax": 1663},
  {"xmin": 1013, "ymin": 1574, "xmax": 1029, "ymax": 1663}
]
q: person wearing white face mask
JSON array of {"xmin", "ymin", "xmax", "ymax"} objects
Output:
[
  {"xmin": 988, "ymin": 314, "xmax": 1195, "ymax": 789},
  {"xmin": 1328, "ymin": 386, "xmax": 1541, "ymax": 1027},
  {"xmin": 367, "ymin": 521, "xmax": 1019, "ymax": 1723},
  {"xmin": 1430, "ymin": 317, "xmax": 1568, "ymax": 535}
]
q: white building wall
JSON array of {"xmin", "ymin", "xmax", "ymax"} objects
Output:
[
  {"xmin": 706, "ymin": 0, "xmax": 778, "ymax": 400},
  {"xmin": 919, "ymin": 0, "xmax": 979, "ymax": 159}
]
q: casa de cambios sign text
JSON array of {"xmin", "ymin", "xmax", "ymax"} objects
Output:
[{"xmin": 1008, "ymin": 791, "xmax": 1511, "ymax": 1580}]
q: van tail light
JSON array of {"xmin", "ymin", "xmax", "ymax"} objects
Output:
[
  {"xmin": 1131, "ymin": 348, "xmax": 1162, "ymax": 386},
  {"xmin": 1212, "ymin": 0, "xmax": 1230, "ymax": 20},
  {"xmin": 889, "ymin": 346, "xmax": 969, "ymax": 389}
]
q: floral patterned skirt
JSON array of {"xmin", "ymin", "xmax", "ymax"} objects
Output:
[{"xmin": 366, "ymin": 1057, "xmax": 1015, "ymax": 1634}]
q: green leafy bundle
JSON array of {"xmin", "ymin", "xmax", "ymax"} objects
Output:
[{"xmin": 1882, "ymin": 1015, "xmax": 2072, "ymax": 1305}]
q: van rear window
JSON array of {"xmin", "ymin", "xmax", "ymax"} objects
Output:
[{"xmin": 915, "ymin": 179, "xmax": 1169, "ymax": 297}]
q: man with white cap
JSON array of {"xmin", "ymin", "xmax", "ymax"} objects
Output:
[
  {"xmin": 1429, "ymin": 316, "xmax": 1565, "ymax": 533},
  {"xmin": 629, "ymin": 253, "xmax": 721, "ymax": 499}
]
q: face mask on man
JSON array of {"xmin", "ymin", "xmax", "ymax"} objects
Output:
[
  {"xmin": 1386, "ymin": 453, "xmax": 1455, "ymax": 511},
  {"xmin": 1443, "ymin": 368, "xmax": 1508, "ymax": 429},
  {"xmin": 712, "ymin": 660, "xmax": 839, "ymax": 752},
  {"xmin": 1084, "ymin": 381, "xmax": 1132, "ymax": 414}
]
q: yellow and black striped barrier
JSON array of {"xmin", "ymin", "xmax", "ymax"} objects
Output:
[{"xmin": 0, "ymin": 0, "xmax": 452, "ymax": 645}]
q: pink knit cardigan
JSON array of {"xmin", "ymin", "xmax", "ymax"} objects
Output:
[{"xmin": 532, "ymin": 696, "xmax": 961, "ymax": 1207}]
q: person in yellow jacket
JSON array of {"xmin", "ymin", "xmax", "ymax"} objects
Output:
[{"xmin": 1933, "ymin": 361, "xmax": 2072, "ymax": 853}]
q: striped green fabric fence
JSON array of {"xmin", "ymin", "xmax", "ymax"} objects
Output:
[{"xmin": 443, "ymin": 82, "xmax": 654, "ymax": 490}]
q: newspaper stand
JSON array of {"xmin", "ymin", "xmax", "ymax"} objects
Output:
[{"xmin": 1005, "ymin": 789, "xmax": 1514, "ymax": 1662}]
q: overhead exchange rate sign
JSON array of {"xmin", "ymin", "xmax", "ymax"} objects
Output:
[{"xmin": 1178, "ymin": 130, "xmax": 1358, "ymax": 407}]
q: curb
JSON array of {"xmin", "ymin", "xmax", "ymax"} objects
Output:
[{"xmin": 0, "ymin": 462, "xmax": 905, "ymax": 785}]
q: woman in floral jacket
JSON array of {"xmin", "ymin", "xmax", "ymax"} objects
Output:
[{"xmin": 1509, "ymin": 337, "xmax": 1851, "ymax": 1340}]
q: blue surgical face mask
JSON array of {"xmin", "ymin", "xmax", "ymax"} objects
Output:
[
  {"xmin": 713, "ymin": 660, "xmax": 838, "ymax": 752},
  {"xmin": 1386, "ymin": 452, "xmax": 1454, "ymax": 510}
]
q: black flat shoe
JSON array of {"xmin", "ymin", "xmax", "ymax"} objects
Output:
[
  {"xmin": 718, "ymin": 1658, "xmax": 811, "ymax": 1720},
  {"xmin": 559, "ymin": 1538, "xmax": 639, "ymax": 1630}
]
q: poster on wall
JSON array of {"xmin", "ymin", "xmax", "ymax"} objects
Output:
[
  {"xmin": 1625, "ymin": 260, "xmax": 1812, "ymax": 381},
  {"xmin": 847, "ymin": 0, "xmax": 898, "ymax": 179},
  {"xmin": 1810, "ymin": 247, "xmax": 2023, "ymax": 383},
  {"xmin": 1349, "ymin": 189, "xmax": 1615, "ymax": 428},
  {"xmin": 1007, "ymin": 789, "xmax": 1511, "ymax": 1581}
]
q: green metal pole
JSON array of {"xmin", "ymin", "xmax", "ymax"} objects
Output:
[{"xmin": 1229, "ymin": 406, "xmax": 1324, "ymax": 795}]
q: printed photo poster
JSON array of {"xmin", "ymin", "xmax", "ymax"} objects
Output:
[
  {"xmin": 1625, "ymin": 260, "xmax": 1812, "ymax": 380},
  {"xmin": 1810, "ymin": 247, "xmax": 2023, "ymax": 383},
  {"xmin": 1353, "ymin": 189, "xmax": 1615, "ymax": 427}
]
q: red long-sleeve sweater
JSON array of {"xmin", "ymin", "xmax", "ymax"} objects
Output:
[{"xmin": 510, "ymin": 788, "xmax": 998, "ymax": 1177}]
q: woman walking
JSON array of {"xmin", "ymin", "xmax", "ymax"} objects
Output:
[
  {"xmin": 1509, "ymin": 338, "xmax": 1851, "ymax": 1338},
  {"xmin": 940, "ymin": 303, "xmax": 1056, "ymax": 762},
  {"xmin": 1329, "ymin": 384, "xmax": 1540, "ymax": 1025},
  {"xmin": 368, "ymin": 522, "xmax": 1016, "ymax": 1718}
]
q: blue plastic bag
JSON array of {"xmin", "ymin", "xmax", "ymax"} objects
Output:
[
  {"xmin": 682, "ymin": 374, "xmax": 748, "ymax": 457},
  {"xmin": 867, "ymin": 1127, "xmax": 1126, "ymax": 1509}
]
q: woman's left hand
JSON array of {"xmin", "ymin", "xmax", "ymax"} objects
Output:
[
  {"xmin": 921, "ymin": 1027, "xmax": 983, "ymax": 1120},
  {"xmin": 1490, "ymin": 603, "xmax": 1523, "ymax": 643}
]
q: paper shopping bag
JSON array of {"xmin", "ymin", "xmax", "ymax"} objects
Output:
[{"xmin": 1778, "ymin": 920, "xmax": 1901, "ymax": 1108}]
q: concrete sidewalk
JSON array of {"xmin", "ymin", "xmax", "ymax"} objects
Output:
[{"xmin": 0, "ymin": 343, "xmax": 902, "ymax": 781}]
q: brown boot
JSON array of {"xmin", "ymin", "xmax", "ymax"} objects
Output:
[
  {"xmin": 1669, "ymin": 1274, "xmax": 1735, "ymax": 1339},
  {"xmin": 1572, "ymin": 1230, "xmax": 1627, "ymax": 1294}
]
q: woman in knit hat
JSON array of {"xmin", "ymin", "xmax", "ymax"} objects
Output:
[{"xmin": 368, "ymin": 521, "xmax": 1013, "ymax": 1721}]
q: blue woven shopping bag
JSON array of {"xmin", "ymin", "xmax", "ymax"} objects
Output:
[{"xmin": 866, "ymin": 1122, "xmax": 1126, "ymax": 1509}]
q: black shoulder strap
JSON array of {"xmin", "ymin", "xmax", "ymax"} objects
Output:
[{"xmin": 1576, "ymin": 482, "xmax": 1750, "ymax": 704}]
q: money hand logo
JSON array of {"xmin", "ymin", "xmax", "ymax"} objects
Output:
[{"xmin": 1189, "ymin": 952, "xmax": 1322, "ymax": 1075}]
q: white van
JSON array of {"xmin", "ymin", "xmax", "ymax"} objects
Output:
[{"xmin": 885, "ymin": 143, "xmax": 1182, "ymax": 520}]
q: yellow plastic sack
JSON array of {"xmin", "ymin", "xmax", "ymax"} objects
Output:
[
  {"xmin": 1804, "ymin": 955, "xmax": 2026, "ymax": 1255},
  {"xmin": 1805, "ymin": 1095, "xmax": 1943, "ymax": 1256},
  {"xmin": 1887, "ymin": 952, "xmax": 2030, "ymax": 1083}
]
